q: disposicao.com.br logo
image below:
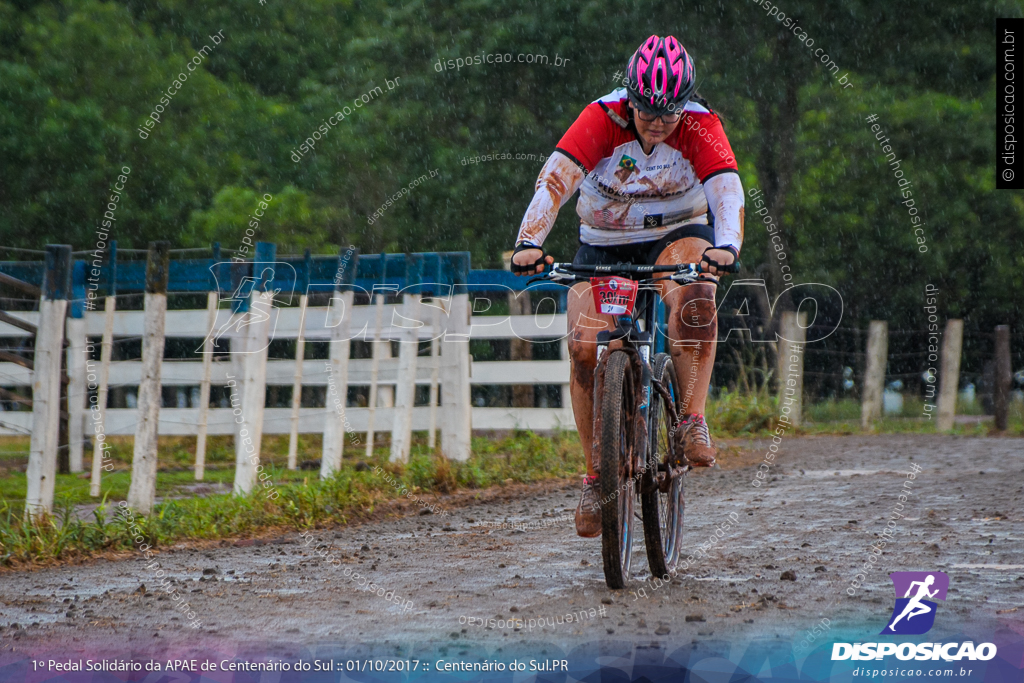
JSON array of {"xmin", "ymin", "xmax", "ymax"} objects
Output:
[
  {"xmin": 831, "ymin": 571, "xmax": 997, "ymax": 662},
  {"xmin": 882, "ymin": 571, "xmax": 948, "ymax": 635}
]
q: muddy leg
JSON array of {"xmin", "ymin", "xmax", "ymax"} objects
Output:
[
  {"xmin": 654, "ymin": 238, "xmax": 719, "ymax": 415},
  {"xmin": 566, "ymin": 282, "xmax": 617, "ymax": 476}
]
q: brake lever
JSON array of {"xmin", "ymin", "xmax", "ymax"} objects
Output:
[
  {"xmin": 669, "ymin": 260, "xmax": 742, "ymax": 283},
  {"xmin": 670, "ymin": 264, "xmax": 701, "ymax": 283},
  {"xmin": 527, "ymin": 268, "xmax": 581, "ymax": 286}
]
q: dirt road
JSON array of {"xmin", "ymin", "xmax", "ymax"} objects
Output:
[{"xmin": 1, "ymin": 434, "xmax": 1022, "ymax": 654}]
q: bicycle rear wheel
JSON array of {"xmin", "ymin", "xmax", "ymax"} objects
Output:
[
  {"xmin": 641, "ymin": 353, "xmax": 685, "ymax": 579},
  {"xmin": 598, "ymin": 350, "xmax": 637, "ymax": 589}
]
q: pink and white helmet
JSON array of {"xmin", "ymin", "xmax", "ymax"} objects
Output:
[{"xmin": 625, "ymin": 35, "xmax": 696, "ymax": 116}]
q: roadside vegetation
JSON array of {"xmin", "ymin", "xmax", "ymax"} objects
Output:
[
  {"xmin": 707, "ymin": 390, "xmax": 1024, "ymax": 437},
  {"xmin": 1, "ymin": 396, "xmax": 1020, "ymax": 567},
  {"xmin": 0, "ymin": 431, "xmax": 582, "ymax": 568}
]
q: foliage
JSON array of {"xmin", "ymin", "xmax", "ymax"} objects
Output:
[
  {"xmin": 1, "ymin": 1, "xmax": 1022, "ymax": 566},
  {"xmin": 0, "ymin": 0, "xmax": 1019, "ymax": 338},
  {"xmin": 707, "ymin": 388, "xmax": 779, "ymax": 435},
  {"xmin": 0, "ymin": 430, "xmax": 583, "ymax": 567},
  {"xmin": 3, "ymin": 407, "xmax": 1019, "ymax": 565}
]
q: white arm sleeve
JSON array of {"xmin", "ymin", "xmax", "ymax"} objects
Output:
[
  {"xmin": 703, "ymin": 172, "xmax": 745, "ymax": 253},
  {"xmin": 515, "ymin": 151, "xmax": 586, "ymax": 247}
]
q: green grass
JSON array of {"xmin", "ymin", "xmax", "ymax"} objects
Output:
[
  {"xmin": 3, "ymin": 393, "xmax": 1021, "ymax": 568},
  {"xmin": 706, "ymin": 393, "xmax": 1024, "ymax": 437},
  {"xmin": 0, "ymin": 433, "xmax": 327, "ymax": 467},
  {"xmin": 0, "ymin": 430, "xmax": 584, "ymax": 567},
  {"xmin": 706, "ymin": 389, "xmax": 779, "ymax": 435},
  {"xmin": 805, "ymin": 398, "xmax": 863, "ymax": 423},
  {"xmin": 0, "ymin": 466, "xmax": 314, "ymax": 511},
  {"xmin": 0, "ymin": 434, "xmax": 336, "ymax": 512}
]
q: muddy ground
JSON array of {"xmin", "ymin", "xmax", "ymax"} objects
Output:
[{"xmin": 1, "ymin": 434, "xmax": 1022, "ymax": 654}]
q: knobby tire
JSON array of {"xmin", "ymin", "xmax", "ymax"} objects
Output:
[
  {"xmin": 598, "ymin": 351, "xmax": 636, "ymax": 589},
  {"xmin": 642, "ymin": 353, "xmax": 685, "ymax": 579}
]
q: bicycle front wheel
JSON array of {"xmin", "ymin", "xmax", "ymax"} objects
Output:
[
  {"xmin": 642, "ymin": 353, "xmax": 685, "ymax": 579},
  {"xmin": 598, "ymin": 350, "xmax": 637, "ymax": 589}
]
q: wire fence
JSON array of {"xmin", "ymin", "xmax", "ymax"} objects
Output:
[
  {"xmin": 2, "ymin": 260, "xmax": 1022, "ymax": 416},
  {"xmin": 713, "ymin": 312, "xmax": 1023, "ymax": 406}
]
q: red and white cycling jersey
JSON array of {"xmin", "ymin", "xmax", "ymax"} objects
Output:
[{"xmin": 517, "ymin": 88, "xmax": 744, "ymax": 250}]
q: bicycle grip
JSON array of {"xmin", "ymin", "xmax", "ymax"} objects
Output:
[{"xmin": 697, "ymin": 259, "xmax": 741, "ymax": 275}]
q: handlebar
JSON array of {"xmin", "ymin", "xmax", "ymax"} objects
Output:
[
  {"xmin": 527, "ymin": 260, "xmax": 740, "ymax": 286},
  {"xmin": 553, "ymin": 262, "xmax": 740, "ymax": 275}
]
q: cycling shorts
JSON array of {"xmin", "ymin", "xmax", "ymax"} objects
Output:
[{"xmin": 571, "ymin": 223, "xmax": 715, "ymax": 268}]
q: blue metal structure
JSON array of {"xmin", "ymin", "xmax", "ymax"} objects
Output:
[
  {"xmin": 0, "ymin": 244, "xmax": 585, "ymax": 321},
  {"xmin": 0, "ymin": 243, "xmax": 669, "ymax": 381},
  {"xmin": 1, "ymin": 247, "xmax": 472, "ymax": 293}
]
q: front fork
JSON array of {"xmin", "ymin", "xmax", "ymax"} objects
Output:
[
  {"xmin": 635, "ymin": 339, "xmax": 654, "ymax": 493},
  {"xmin": 595, "ymin": 316, "xmax": 654, "ymax": 491}
]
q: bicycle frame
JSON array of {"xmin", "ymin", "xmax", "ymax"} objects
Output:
[
  {"xmin": 532, "ymin": 259, "xmax": 716, "ymax": 458},
  {"xmin": 595, "ymin": 284, "xmax": 658, "ymax": 417},
  {"xmin": 593, "ymin": 281, "xmax": 672, "ymax": 511},
  {"xmin": 529, "ymin": 259, "xmax": 738, "ymax": 586}
]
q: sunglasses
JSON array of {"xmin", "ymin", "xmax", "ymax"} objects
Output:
[{"xmin": 634, "ymin": 108, "xmax": 682, "ymax": 124}]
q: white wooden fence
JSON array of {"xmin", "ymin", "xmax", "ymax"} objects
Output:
[
  {"xmin": 0, "ymin": 302, "xmax": 575, "ymax": 449},
  {"xmin": 2, "ymin": 245, "xmax": 585, "ymax": 517}
]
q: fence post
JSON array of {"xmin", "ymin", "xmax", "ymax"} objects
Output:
[
  {"xmin": 321, "ymin": 247, "xmax": 358, "ymax": 478},
  {"xmin": 228, "ymin": 259, "xmax": 249, "ymax": 471},
  {"xmin": 861, "ymin": 320, "xmax": 888, "ymax": 429},
  {"xmin": 66, "ymin": 268, "xmax": 88, "ymax": 473},
  {"xmin": 25, "ymin": 245, "xmax": 71, "ymax": 520},
  {"xmin": 233, "ymin": 242, "xmax": 275, "ymax": 496},
  {"xmin": 365, "ymin": 292, "xmax": 386, "ymax": 457},
  {"xmin": 378, "ymin": 326, "xmax": 395, "ymax": 410},
  {"xmin": 427, "ymin": 301, "xmax": 441, "ymax": 449},
  {"xmin": 502, "ymin": 252, "xmax": 533, "ymax": 407},
  {"xmin": 390, "ymin": 295, "xmax": 421, "ymax": 462},
  {"xmin": 440, "ymin": 254, "xmax": 471, "ymax": 461},
  {"xmin": 126, "ymin": 241, "xmax": 169, "ymax": 515},
  {"xmin": 510, "ymin": 291, "xmax": 533, "ymax": 408},
  {"xmin": 194, "ymin": 289, "xmax": 218, "ymax": 481},
  {"xmin": 391, "ymin": 254, "xmax": 424, "ymax": 463},
  {"xmin": 90, "ymin": 242, "xmax": 116, "ymax": 497},
  {"xmin": 287, "ymin": 249, "xmax": 312, "ymax": 469},
  {"xmin": 993, "ymin": 325, "xmax": 1011, "ymax": 431},
  {"xmin": 193, "ymin": 243, "xmax": 221, "ymax": 481},
  {"xmin": 777, "ymin": 311, "xmax": 807, "ymax": 427},
  {"xmin": 937, "ymin": 319, "xmax": 964, "ymax": 432}
]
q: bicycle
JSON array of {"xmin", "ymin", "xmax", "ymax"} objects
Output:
[{"xmin": 531, "ymin": 260, "xmax": 739, "ymax": 589}]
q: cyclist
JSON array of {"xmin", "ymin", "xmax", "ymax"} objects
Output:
[{"xmin": 510, "ymin": 35, "xmax": 745, "ymax": 537}]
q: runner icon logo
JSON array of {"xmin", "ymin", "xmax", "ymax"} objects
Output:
[{"xmin": 880, "ymin": 571, "xmax": 949, "ymax": 635}]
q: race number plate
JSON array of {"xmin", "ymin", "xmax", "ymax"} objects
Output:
[{"xmin": 591, "ymin": 276, "xmax": 638, "ymax": 316}]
